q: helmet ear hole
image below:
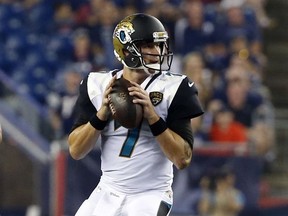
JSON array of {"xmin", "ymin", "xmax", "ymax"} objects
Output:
[{"xmin": 125, "ymin": 53, "xmax": 141, "ymax": 68}]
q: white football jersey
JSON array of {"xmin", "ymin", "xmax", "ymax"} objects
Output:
[{"xmin": 72, "ymin": 70, "xmax": 203, "ymax": 194}]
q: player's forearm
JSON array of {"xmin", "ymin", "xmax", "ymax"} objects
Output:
[
  {"xmin": 156, "ymin": 129, "xmax": 192, "ymax": 170},
  {"xmin": 68, "ymin": 123, "xmax": 101, "ymax": 160},
  {"xmin": 147, "ymin": 115, "xmax": 192, "ymax": 169}
]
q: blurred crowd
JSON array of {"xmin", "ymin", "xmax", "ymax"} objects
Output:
[
  {"xmin": 1, "ymin": 0, "xmax": 274, "ymax": 154},
  {"xmin": 197, "ymin": 167, "xmax": 245, "ymax": 216},
  {"xmin": 0, "ymin": 0, "xmax": 275, "ymax": 214}
]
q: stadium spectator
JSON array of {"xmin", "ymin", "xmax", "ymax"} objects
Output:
[
  {"xmin": 174, "ymin": 0, "xmax": 218, "ymax": 56},
  {"xmin": 209, "ymin": 104, "xmax": 248, "ymax": 145},
  {"xmin": 212, "ymin": 65, "xmax": 262, "ymax": 127},
  {"xmin": 198, "ymin": 167, "xmax": 245, "ymax": 216},
  {"xmin": 218, "ymin": 0, "xmax": 262, "ymax": 48},
  {"xmin": 47, "ymin": 68, "xmax": 83, "ymax": 139},
  {"xmin": 244, "ymin": 0, "xmax": 273, "ymax": 28},
  {"xmin": 74, "ymin": 0, "xmax": 104, "ymax": 27},
  {"xmin": 52, "ymin": 2, "xmax": 76, "ymax": 35},
  {"xmin": 69, "ymin": 28, "xmax": 95, "ymax": 74},
  {"xmin": 211, "ymin": 64, "xmax": 274, "ymax": 156},
  {"xmin": 88, "ymin": 0, "xmax": 121, "ymax": 70},
  {"xmin": 227, "ymin": 33, "xmax": 267, "ymax": 83},
  {"xmin": 45, "ymin": 2, "xmax": 76, "ymax": 65},
  {"xmin": 228, "ymin": 54, "xmax": 267, "ymax": 96}
]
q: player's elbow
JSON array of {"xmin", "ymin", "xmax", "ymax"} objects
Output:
[
  {"xmin": 68, "ymin": 135, "xmax": 83, "ymax": 160},
  {"xmin": 68, "ymin": 142, "xmax": 86, "ymax": 160},
  {"xmin": 175, "ymin": 158, "xmax": 191, "ymax": 170},
  {"xmin": 69, "ymin": 147, "xmax": 83, "ymax": 160},
  {"xmin": 174, "ymin": 146, "xmax": 192, "ymax": 170}
]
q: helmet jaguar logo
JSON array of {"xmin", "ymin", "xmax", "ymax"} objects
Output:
[{"xmin": 115, "ymin": 21, "xmax": 135, "ymax": 44}]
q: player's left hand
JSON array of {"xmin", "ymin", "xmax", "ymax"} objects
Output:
[{"xmin": 128, "ymin": 81, "xmax": 159, "ymax": 124}]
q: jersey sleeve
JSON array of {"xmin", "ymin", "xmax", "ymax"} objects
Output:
[
  {"xmin": 166, "ymin": 77, "xmax": 204, "ymax": 148},
  {"xmin": 70, "ymin": 76, "xmax": 97, "ymax": 133},
  {"xmin": 167, "ymin": 77, "xmax": 204, "ymax": 122}
]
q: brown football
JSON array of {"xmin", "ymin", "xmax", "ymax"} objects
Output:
[{"xmin": 109, "ymin": 77, "xmax": 143, "ymax": 129}]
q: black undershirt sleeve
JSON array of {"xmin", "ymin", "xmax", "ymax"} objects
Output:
[
  {"xmin": 168, "ymin": 118, "xmax": 194, "ymax": 149},
  {"xmin": 69, "ymin": 76, "xmax": 97, "ymax": 133},
  {"xmin": 166, "ymin": 77, "xmax": 204, "ymax": 149}
]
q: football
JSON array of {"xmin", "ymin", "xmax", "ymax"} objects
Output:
[{"xmin": 109, "ymin": 77, "xmax": 143, "ymax": 129}]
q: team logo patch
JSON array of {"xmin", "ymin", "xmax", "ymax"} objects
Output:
[{"xmin": 149, "ymin": 92, "xmax": 163, "ymax": 106}]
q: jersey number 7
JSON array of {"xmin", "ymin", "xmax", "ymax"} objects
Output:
[{"xmin": 119, "ymin": 128, "xmax": 140, "ymax": 157}]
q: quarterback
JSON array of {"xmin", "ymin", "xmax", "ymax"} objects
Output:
[{"xmin": 68, "ymin": 13, "xmax": 204, "ymax": 216}]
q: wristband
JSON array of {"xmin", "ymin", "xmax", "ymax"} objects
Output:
[
  {"xmin": 89, "ymin": 114, "xmax": 108, "ymax": 130},
  {"xmin": 149, "ymin": 117, "xmax": 167, "ymax": 136}
]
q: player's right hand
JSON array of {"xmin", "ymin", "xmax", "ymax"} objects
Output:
[{"xmin": 97, "ymin": 75, "xmax": 117, "ymax": 121}]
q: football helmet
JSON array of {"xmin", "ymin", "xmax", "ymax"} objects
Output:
[{"xmin": 113, "ymin": 13, "xmax": 173, "ymax": 71}]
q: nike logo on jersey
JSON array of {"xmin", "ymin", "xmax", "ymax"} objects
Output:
[{"xmin": 188, "ymin": 82, "xmax": 194, "ymax": 87}]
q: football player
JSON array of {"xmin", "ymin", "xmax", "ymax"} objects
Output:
[{"xmin": 68, "ymin": 13, "xmax": 204, "ymax": 216}]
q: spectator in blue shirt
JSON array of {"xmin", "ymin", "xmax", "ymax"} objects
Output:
[{"xmin": 174, "ymin": 0, "xmax": 218, "ymax": 56}]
